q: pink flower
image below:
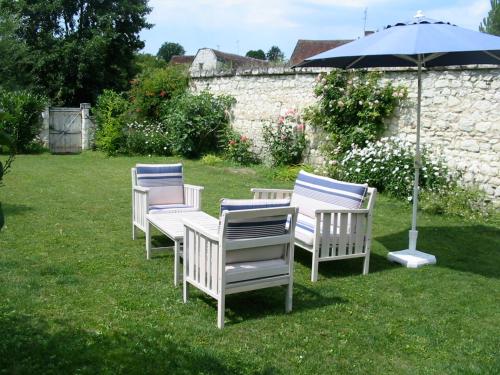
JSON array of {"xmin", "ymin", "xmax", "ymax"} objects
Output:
[
  {"xmin": 278, "ymin": 116, "xmax": 285, "ymax": 125},
  {"xmin": 229, "ymin": 140, "xmax": 236, "ymax": 146},
  {"xmin": 296, "ymin": 124, "xmax": 305, "ymax": 131},
  {"xmin": 240, "ymin": 135, "xmax": 248, "ymax": 142}
]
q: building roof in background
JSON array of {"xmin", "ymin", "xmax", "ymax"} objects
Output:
[
  {"xmin": 211, "ymin": 49, "xmax": 269, "ymax": 68},
  {"xmin": 289, "ymin": 39, "xmax": 353, "ymax": 66},
  {"xmin": 170, "ymin": 55, "xmax": 195, "ymax": 64}
]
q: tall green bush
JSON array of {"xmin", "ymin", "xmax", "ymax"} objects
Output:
[
  {"xmin": 0, "ymin": 90, "xmax": 48, "ymax": 153},
  {"xmin": 129, "ymin": 66, "xmax": 189, "ymax": 120},
  {"xmin": 161, "ymin": 91, "xmax": 235, "ymax": 158},
  {"xmin": 93, "ymin": 90, "xmax": 130, "ymax": 155}
]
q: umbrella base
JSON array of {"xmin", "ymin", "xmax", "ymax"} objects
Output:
[{"xmin": 387, "ymin": 249, "xmax": 436, "ymax": 268}]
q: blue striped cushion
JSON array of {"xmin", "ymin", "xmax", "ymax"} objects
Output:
[
  {"xmin": 220, "ymin": 199, "xmax": 290, "ymax": 240},
  {"xmin": 136, "ymin": 163, "xmax": 184, "ymax": 205},
  {"xmin": 291, "ymin": 171, "xmax": 367, "ymax": 217}
]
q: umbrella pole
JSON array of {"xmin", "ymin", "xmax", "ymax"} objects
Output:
[
  {"xmin": 409, "ymin": 56, "xmax": 422, "ymax": 251},
  {"xmin": 387, "ymin": 54, "xmax": 436, "ymax": 268}
]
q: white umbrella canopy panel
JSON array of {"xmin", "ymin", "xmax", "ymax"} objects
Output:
[{"xmin": 297, "ymin": 12, "xmax": 500, "ymax": 268}]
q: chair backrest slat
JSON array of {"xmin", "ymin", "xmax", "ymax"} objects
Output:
[{"xmin": 134, "ymin": 163, "xmax": 185, "ymax": 205}]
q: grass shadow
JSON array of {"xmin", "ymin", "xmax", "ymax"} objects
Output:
[
  {"xmin": 195, "ymin": 282, "xmax": 347, "ymax": 327},
  {"xmin": 1, "ymin": 202, "xmax": 33, "ymax": 216},
  {"xmin": 0, "ymin": 308, "xmax": 280, "ymax": 375},
  {"xmin": 376, "ymin": 225, "xmax": 500, "ymax": 279}
]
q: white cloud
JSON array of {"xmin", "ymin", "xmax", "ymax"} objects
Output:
[
  {"xmin": 425, "ymin": 0, "xmax": 490, "ymax": 30},
  {"xmin": 147, "ymin": 0, "xmax": 301, "ymax": 29},
  {"xmin": 305, "ymin": 0, "xmax": 392, "ymax": 8}
]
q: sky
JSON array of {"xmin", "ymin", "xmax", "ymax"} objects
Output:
[{"xmin": 140, "ymin": 0, "xmax": 492, "ymax": 58}]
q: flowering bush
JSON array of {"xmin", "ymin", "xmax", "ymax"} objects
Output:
[
  {"xmin": 327, "ymin": 137, "xmax": 450, "ymax": 200},
  {"xmin": 262, "ymin": 109, "xmax": 307, "ymax": 166},
  {"xmin": 304, "ymin": 70, "xmax": 406, "ymax": 157},
  {"xmin": 129, "ymin": 66, "xmax": 189, "ymax": 120},
  {"xmin": 125, "ymin": 121, "xmax": 171, "ymax": 156},
  {"xmin": 225, "ymin": 131, "xmax": 259, "ymax": 165}
]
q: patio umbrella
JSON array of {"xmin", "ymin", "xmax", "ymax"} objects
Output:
[{"xmin": 297, "ymin": 11, "xmax": 500, "ymax": 268}]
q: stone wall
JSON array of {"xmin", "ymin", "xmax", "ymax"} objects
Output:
[{"xmin": 190, "ymin": 67, "xmax": 500, "ymax": 201}]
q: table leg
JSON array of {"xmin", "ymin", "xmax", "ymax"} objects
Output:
[
  {"xmin": 146, "ymin": 220, "xmax": 151, "ymax": 260},
  {"xmin": 174, "ymin": 240, "xmax": 180, "ymax": 286}
]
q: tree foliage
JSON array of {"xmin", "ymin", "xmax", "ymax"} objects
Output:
[
  {"xmin": 479, "ymin": 0, "xmax": 500, "ymax": 36},
  {"xmin": 0, "ymin": 0, "xmax": 152, "ymax": 106},
  {"xmin": 246, "ymin": 49, "xmax": 266, "ymax": 60},
  {"xmin": 0, "ymin": 13, "xmax": 30, "ymax": 91},
  {"xmin": 157, "ymin": 42, "xmax": 185, "ymax": 63},
  {"xmin": 266, "ymin": 46, "xmax": 285, "ymax": 62}
]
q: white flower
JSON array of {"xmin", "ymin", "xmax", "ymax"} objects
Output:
[
  {"xmin": 355, "ymin": 168, "xmax": 361, "ymax": 172},
  {"xmin": 407, "ymin": 196, "xmax": 412, "ymax": 201}
]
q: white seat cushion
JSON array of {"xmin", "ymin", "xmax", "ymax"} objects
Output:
[
  {"xmin": 225, "ymin": 258, "xmax": 288, "ymax": 283},
  {"xmin": 148, "ymin": 204, "xmax": 197, "ymax": 214}
]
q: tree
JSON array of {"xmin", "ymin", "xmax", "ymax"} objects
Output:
[
  {"xmin": 266, "ymin": 46, "xmax": 285, "ymax": 62},
  {"xmin": 157, "ymin": 42, "xmax": 185, "ymax": 63},
  {"xmin": 246, "ymin": 49, "xmax": 266, "ymax": 60},
  {"xmin": 134, "ymin": 53, "xmax": 167, "ymax": 74},
  {"xmin": 0, "ymin": 13, "xmax": 30, "ymax": 90},
  {"xmin": 479, "ymin": 0, "xmax": 500, "ymax": 36},
  {"xmin": 0, "ymin": 0, "xmax": 152, "ymax": 106}
]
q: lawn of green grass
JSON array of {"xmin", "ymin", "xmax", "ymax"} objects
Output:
[{"xmin": 1, "ymin": 152, "xmax": 499, "ymax": 374}]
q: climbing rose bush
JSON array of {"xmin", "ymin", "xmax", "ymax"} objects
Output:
[{"xmin": 262, "ymin": 109, "xmax": 307, "ymax": 166}]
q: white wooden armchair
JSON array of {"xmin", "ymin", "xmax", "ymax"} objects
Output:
[
  {"xmin": 182, "ymin": 200, "xmax": 298, "ymax": 329},
  {"xmin": 131, "ymin": 163, "xmax": 204, "ymax": 239},
  {"xmin": 252, "ymin": 171, "xmax": 376, "ymax": 282}
]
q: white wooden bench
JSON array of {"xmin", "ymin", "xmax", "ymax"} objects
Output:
[{"xmin": 252, "ymin": 170, "xmax": 376, "ymax": 281}]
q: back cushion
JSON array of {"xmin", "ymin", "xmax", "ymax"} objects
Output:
[
  {"xmin": 136, "ymin": 164, "xmax": 184, "ymax": 205},
  {"xmin": 291, "ymin": 171, "xmax": 367, "ymax": 218},
  {"xmin": 220, "ymin": 199, "xmax": 290, "ymax": 263}
]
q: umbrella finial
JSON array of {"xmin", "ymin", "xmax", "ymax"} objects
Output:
[{"xmin": 414, "ymin": 10, "xmax": 425, "ymax": 19}]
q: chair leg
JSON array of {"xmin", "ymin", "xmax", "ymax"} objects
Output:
[
  {"xmin": 183, "ymin": 279, "xmax": 189, "ymax": 303},
  {"xmin": 311, "ymin": 251, "xmax": 319, "ymax": 282},
  {"xmin": 363, "ymin": 252, "xmax": 370, "ymax": 275},
  {"xmin": 132, "ymin": 222, "xmax": 136, "ymax": 240},
  {"xmin": 217, "ymin": 295, "xmax": 225, "ymax": 329},
  {"xmin": 145, "ymin": 221, "xmax": 151, "ymax": 260},
  {"xmin": 286, "ymin": 282, "xmax": 293, "ymax": 313}
]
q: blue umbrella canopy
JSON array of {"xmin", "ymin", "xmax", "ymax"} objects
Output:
[
  {"xmin": 297, "ymin": 13, "xmax": 500, "ymax": 267},
  {"xmin": 299, "ymin": 16, "xmax": 500, "ymax": 68}
]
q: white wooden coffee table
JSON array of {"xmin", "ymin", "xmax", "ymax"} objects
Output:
[{"xmin": 145, "ymin": 211, "xmax": 219, "ymax": 286}]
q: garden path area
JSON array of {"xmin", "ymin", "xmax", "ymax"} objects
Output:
[{"xmin": 1, "ymin": 152, "xmax": 499, "ymax": 374}]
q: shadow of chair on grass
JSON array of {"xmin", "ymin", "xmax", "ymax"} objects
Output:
[
  {"xmin": 375, "ymin": 224, "xmax": 500, "ymax": 279},
  {"xmin": 0, "ymin": 308, "xmax": 280, "ymax": 375},
  {"xmin": 196, "ymin": 281, "xmax": 348, "ymax": 328},
  {"xmin": 1, "ymin": 202, "xmax": 33, "ymax": 216}
]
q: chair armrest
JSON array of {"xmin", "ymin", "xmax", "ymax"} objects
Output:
[
  {"xmin": 251, "ymin": 188, "xmax": 294, "ymax": 200},
  {"xmin": 133, "ymin": 185, "xmax": 149, "ymax": 193},
  {"xmin": 184, "ymin": 184, "xmax": 204, "ymax": 191},
  {"xmin": 183, "ymin": 218, "xmax": 219, "ymax": 242},
  {"xmin": 315, "ymin": 208, "xmax": 370, "ymax": 215}
]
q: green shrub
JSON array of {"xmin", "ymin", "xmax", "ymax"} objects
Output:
[
  {"xmin": 304, "ymin": 70, "xmax": 406, "ymax": 157},
  {"xmin": 271, "ymin": 165, "xmax": 314, "ymax": 182},
  {"xmin": 162, "ymin": 91, "xmax": 235, "ymax": 158},
  {"xmin": 420, "ymin": 185, "xmax": 494, "ymax": 221},
  {"xmin": 201, "ymin": 154, "xmax": 225, "ymax": 166},
  {"xmin": 328, "ymin": 137, "xmax": 450, "ymax": 200},
  {"xmin": 125, "ymin": 120, "xmax": 171, "ymax": 156},
  {"xmin": 0, "ymin": 89, "xmax": 48, "ymax": 153},
  {"xmin": 93, "ymin": 90, "xmax": 130, "ymax": 155},
  {"xmin": 224, "ymin": 130, "xmax": 259, "ymax": 165},
  {"xmin": 129, "ymin": 66, "xmax": 189, "ymax": 120},
  {"xmin": 262, "ymin": 109, "xmax": 307, "ymax": 166}
]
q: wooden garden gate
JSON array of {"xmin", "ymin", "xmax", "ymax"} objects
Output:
[{"xmin": 48, "ymin": 107, "xmax": 82, "ymax": 153}]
